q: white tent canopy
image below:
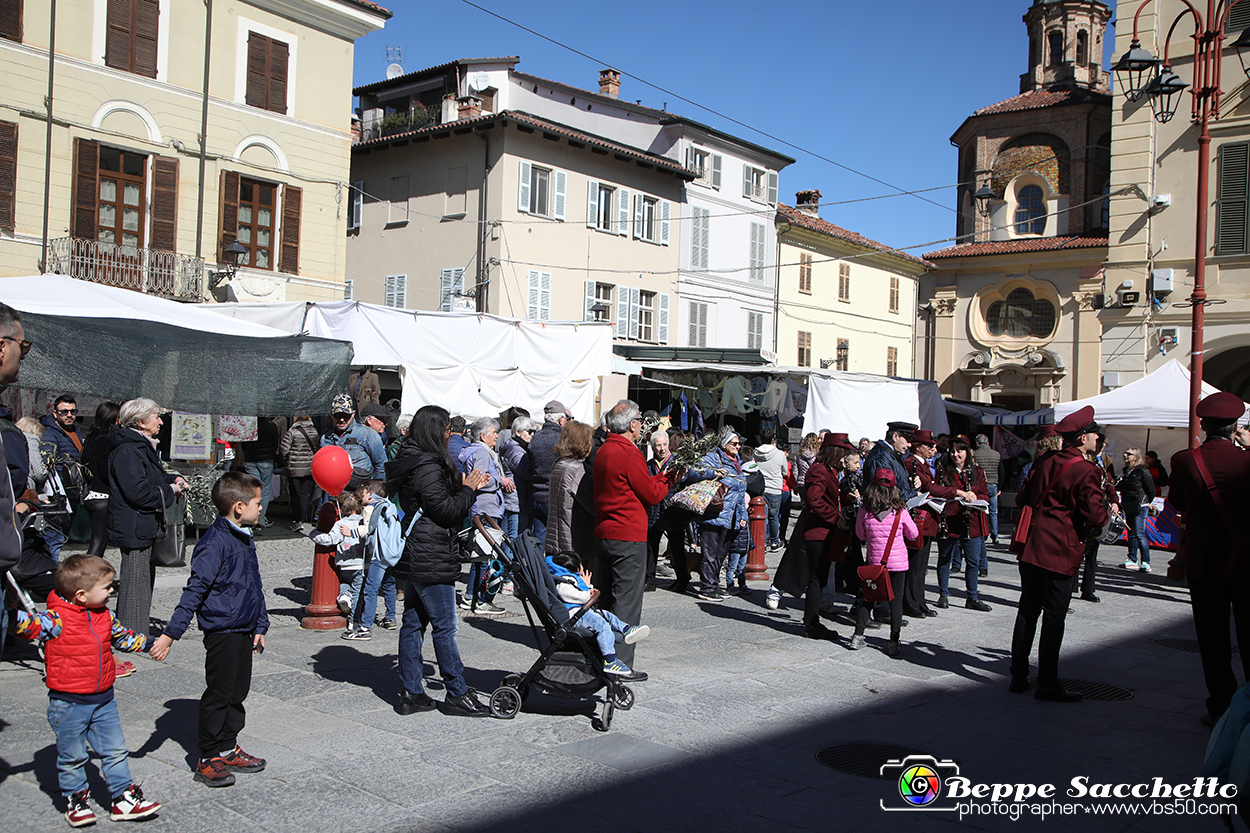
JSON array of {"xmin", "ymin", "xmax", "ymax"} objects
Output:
[
  {"xmin": 202, "ymin": 300, "xmax": 614, "ymax": 421},
  {"xmin": 804, "ymin": 370, "xmax": 950, "ymax": 441},
  {"xmin": 1054, "ymin": 359, "xmax": 1246, "ymax": 464}
]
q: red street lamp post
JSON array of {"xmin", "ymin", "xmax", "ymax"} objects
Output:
[{"xmin": 1114, "ymin": 0, "xmax": 1250, "ymax": 448}]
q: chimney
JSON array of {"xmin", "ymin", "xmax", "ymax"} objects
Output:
[
  {"xmin": 795, "ymin": 189, "xmax": 822, "ymax": 218},
  {"xmin": 599, "ymin": 68, "xmax": 620, "ymax": 99},
  {"xmin": 457, "ymin": 94, "xmax": 482, "ymax": 120}
]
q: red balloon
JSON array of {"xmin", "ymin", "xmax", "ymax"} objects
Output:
[{"xmin": 311, "ymin": 446, "xmax": 353, "ymax": 496}]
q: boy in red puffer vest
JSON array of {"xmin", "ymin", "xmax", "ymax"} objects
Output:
[{"xmin": 13, "ymin": 553, "xmax": 161, "ymax": 827}]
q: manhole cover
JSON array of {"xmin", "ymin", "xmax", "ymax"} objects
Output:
[
  {"xmin": 815, "ymin": 742, "xmax": 925, "ymax": 779},
  {"xmin": 1151, "ymin": 638, "xmax": 1237, "ymax": 654},
  {"xmin": 1026, "ymin": 679, "xmax": 1134, "ymax": 701}
]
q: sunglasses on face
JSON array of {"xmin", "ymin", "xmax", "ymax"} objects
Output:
[
  {"xmin": 1, "ymin": 335, "xmax": 31, "ymax": 358},
  {"xmin": 56, "ymin": 409, "xmax": 77, "ymax": 416},
  {"xmin": 333, "ymin": 414, "xmax": 353, "ymax": 422}
]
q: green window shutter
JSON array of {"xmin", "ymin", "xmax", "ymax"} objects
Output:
[{"xmin": 1217, "ymin": 142, "xmax": 1250, "ymax": 255}]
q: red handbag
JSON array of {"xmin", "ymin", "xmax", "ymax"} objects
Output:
[
  {"xmin": 857, "ymin": 510, "xmax": 902, "ymax": 602},
  {"xmin": 1012, "ymin": 457, "xmax": 1082, "ymax": 550}
]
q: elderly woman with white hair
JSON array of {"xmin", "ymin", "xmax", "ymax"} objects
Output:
[
  {"xmin": 685, "ymin": 430, "xmax": 749, "ymax": 601},
  {"xmin": 107, "ymin": 398, "xmax": 187, "ymax": 637},
  {"xmin": 455, "ymin": 416, "xmax": 511, "ymax": 613}
]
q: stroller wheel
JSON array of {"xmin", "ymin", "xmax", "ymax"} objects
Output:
[
  {"xmin": 502, "ymin": 674, "xmax": 529, "ymax": 701},
  {"xmin": 489, "ymin": 686, "xmax": 522, "ymax": 719},
  {"xmin": 611, "ymin": 684, "xmax": 635, "ymax": 711}
]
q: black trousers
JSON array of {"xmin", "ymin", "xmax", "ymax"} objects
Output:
[
  {"xmin": 1190, "ymin": 580, "xmax": 1250, "ymax": 718},
  {"xmin": 200, "ymin": 632, "xmax": 254, "ymax": 759},
  {"xmin": 85, "ymin": 497, "xmax": 109, "ymax": 558},
  {"xmin": 288, "ymin": 475, "xmax": 320, "ymax": 524},
  {"xmin": 855, "ymin": 571, "xmax": 906, "ymax": 640},
  {"xmin": 646, "ymin": 522, "xmax": 664, "ymax": 583},
  {"xmin": 1010, "ymin": 561, "xmax": 1076, "ymax": 687},
  {"xmin": 1079, "ymin": 540, "xmax": 1099, "ymax": 596},
  {"xmin": 902, "ymin": 537, "xmax": 933, "ymax": 615},
  {"xmin": 596, "ymin": 539, "xmax": 646, "ymax": 666},
  {"xmin": 698, "ymin": 525, "xmax": 731, "ymax": 592},
  {"xmin": 803, "ymin": 538, "xmax": 832, "ymax": 630}
]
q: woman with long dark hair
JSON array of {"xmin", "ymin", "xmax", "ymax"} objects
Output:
[
  {"xmin": 80, "ymin": 401, "xmax": 120, "ymax": 557},
  {"xmin": 933, "ymin": 436, "xmax": 992, "ymax": 611},
  {"xmin": 385, "ymin": 405, "xmax": 489, "ymax": 717}
]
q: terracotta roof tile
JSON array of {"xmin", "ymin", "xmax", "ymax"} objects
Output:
[
  {"xmin": 776, "ymin": 203, "xmax": 928, "ymax": 267},
  {"xmin": 338, "ymin": 0, "xmax": 392, "ymax": 18},
  {"xmin": 925, "ymin": 233, "xmax": 1108, "ymax": 259},
  {"xmin": 973, "ymin": 88, "xmax": 1110, "ymax": 116}
]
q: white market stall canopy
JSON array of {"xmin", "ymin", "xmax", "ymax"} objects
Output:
[
  {"xmin": 202, "ymin": 300, "xmax": 614, "ymax": 421},
  {"xmin": 2, "ymin": 276, "xmax": 353, "ymax": 414},
  {"xmin": 1054, "ymin": 359, "xmax": 1246, "ymax": 464},
  {"xmin": 804, "ymin": 369, "xmax": 950, "ymax": 441}
]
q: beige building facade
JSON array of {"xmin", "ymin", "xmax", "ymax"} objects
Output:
[
  {"xmin": 0, "ymin": 0, "xmax": 387, "ymax": 302},
  {"xmin": 775, "ymin": 194, "xmax": 926, "ymax": 376},
  {"xmin": 1104, "ymin": 0, "xmax": 1250, "ymax": 399}
]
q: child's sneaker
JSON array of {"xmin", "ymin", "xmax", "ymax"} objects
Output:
[
  {"xmin": 457, "ymin": 595, "xmax": 474, "ymax": 611},
  {"xmin": 114, "ymin": 660, "xmax": 136, "ymax": 678},
  {"xmin": 374, "ymin": 617, "xmax": 397, "ymax": 630},
  {"xmin": 336, "ymin": 594, "xmax": 352, "ymax": 617},
  {"xmin": 64, "ymin": 789, "xmax": 95, "ymax": 827},
  {"xmin": 475, "ymin": 600, "xmax": 505, "ymax": 614},
  {"xmin": 109, "ymin": 784, "xmax": 160, "ymax": 820},
  {"xmin": 603, "ymin": 658, "xmax": 632, "ymax": 675},
  {"xmin": 342, "ymin": 627, "xmax": 372, "ymax": 640},
  {"xmin": 193, "ymin": 756, "xmax": 237, "ymax": 788},
  {"xmin": 219, "ymin": 744, "xmax": 266, "ymax": 773},
  {"xmin": 623, "ymin": 625, "xmax": 650, "ymax": 644},
  {"xmin": 765, "ymin": 589, "xmax": 781, "ymax": 610}
]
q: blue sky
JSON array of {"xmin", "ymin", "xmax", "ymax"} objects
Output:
[{"xmin": 352, "ymin": 0, "xmax": 1117, "ymax": 256}]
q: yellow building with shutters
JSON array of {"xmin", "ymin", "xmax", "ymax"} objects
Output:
[{"xmin": 0, "ymin": 0, "xmax": 388, "ymax": 302}]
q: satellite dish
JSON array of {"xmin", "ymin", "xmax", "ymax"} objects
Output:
[
  {"xmin": 470, "ymin": 73, "xmax": 491, "ymax": 91},
  {"xmin": 386, "ymin": 63, "xmax": 404, "ymax": 79}
]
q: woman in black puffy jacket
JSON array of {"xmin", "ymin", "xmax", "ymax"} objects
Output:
[
  {"xmin": 1117, "ymin": 447, "xmax": 1155, "ymax": 572},
  {"xmin": 384, "ymin": 405, "xmax": 489, "ymax": 717}
]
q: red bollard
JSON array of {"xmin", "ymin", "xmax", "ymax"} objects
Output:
[
  {"xmin": 302, "ymin": 501, "xmax": 347, "ymax": 630},
  {"xmin": 746, "ymin": 495, "xmax": 770, "ymax": 581}
]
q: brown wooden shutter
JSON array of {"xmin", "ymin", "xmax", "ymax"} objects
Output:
[
  {"xmin": 0, "ymin": 0, "xmax": 22, "ymax": 43},
  {"xmin": 149, "ymin": 155, "xmax": 178, "ymax": 252},
  {"xmin": 246, "ymin": 32, "xmax": 268, "ymax": 109},
  {"xmin": 218, "ymin": 169, "xmax": 239, "ymax": 262},
  {"xmin": 0, "ymin": 121, "xmax": 16, "ymax": 233},
  {"xmin": 267, "ymin": 39, "xmax": 289, "ymax": 115},
  {"xmin": 133, "ymin": 0, "xmax": 158, "ymax": 78},
  {"xmin": 105, "ymin": 0, "xmax": 131, "ymax": 71},
  {"xmin": 71, "ymin": 138, "xmax": 99, "ymax": 241},
  {"xmin": 279, "ymin": 184, "xmax": 301, "ymax": 274}
]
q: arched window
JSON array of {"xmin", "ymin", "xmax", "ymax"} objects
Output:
[
  {"xmin": 1049, "ymin": 31, "xmax": 1064, "ymax": 66},
  {"xmin": 1076, "ymin": 30, "xmax": 1089, "ymax": 65},
  {"xmin": 1014, "ymin": 184, "xmax": 1046, "ymax": 235},
  {"xmin": 987, "ymin": 289, "xmax": 1056, "ymax": 338}
]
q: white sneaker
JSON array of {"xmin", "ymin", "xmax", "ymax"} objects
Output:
[
  {"xmin": 1122, "ymin": 560, "xmax": 1138, "ymax": 570},
  {"xmin": 624, "ymin": 625, "xmax": 650, "ymax": 644},
  {"xmin": 336, "ymin": 594, "xmax": 352, "ymax": 617},
  {"xmin": 765, "ymin": 590, "xmax": 780, "ymax": 610}
]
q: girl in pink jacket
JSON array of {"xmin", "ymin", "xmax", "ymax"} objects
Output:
[{"xmin": 851, "ymin": 468, "xmax": 917, "ymax": 657}]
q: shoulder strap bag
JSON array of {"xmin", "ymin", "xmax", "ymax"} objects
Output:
[
  {"xmin": 857, "ymin": 510, "xmax": 903, "ymax": 602},
  {"xmin": 1191, "ymin": 448, "xmax": 1250, "ymax": 582},
  {"xmin": 1012, "ymin": 456, "xmax": 1083, "ymax": 548}
]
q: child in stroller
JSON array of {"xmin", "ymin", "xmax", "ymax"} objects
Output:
[{"xmin": 546, "ymin": 552, "xmax": 649, "ymax": 676}]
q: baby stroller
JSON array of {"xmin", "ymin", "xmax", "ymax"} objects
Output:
[{"xmin": 471, "ymin": 517, "xmax": 635, "ymax": 731}]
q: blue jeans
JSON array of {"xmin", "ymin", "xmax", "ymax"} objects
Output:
[
  {"xmin": 398, "ymin": 581, "xmax": 468, "ymax": 698},
  {"xmin": 530, "ymin": 501, "xmax": 549, "ymax": 544},
  {"xmin": 243, "ymin": 460, "xmax": 275, "ymax": 523},
  {"xmin": 936, "ymin": 537, "xmax": 982, "ymax": 601},
  {"xmin": 763, "ymin": 493, "xmax": 782, "ymax": 544},
  {"xmin": 725, "ymin": 550, "xmax": 748, "ymax": 587},
  {"xmin": 1127, "ymin": 511, "xmax": 1151, "ymax": 566},
  {"xmin": 350, "ymin": 560, "xmax": 396, "ymax": 625},
  {"xmin": 44, "ymin": 524, "xmax": 67, "ymax": 563},
  {"xmin": 987, "ymin": 484, "xmax": 999, "ymax": 540},
  {"xmin": 47, "ymin": 697, "xmax": 133, "ymax": 797},
  {"xmin": 579, "ymin": 607, "xmax": 631, "ymax": 658}
]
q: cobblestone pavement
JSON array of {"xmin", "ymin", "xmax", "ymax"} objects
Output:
[{"xmin": 0, "ymin": 529, "xmax": 1234, "ymax": 832}]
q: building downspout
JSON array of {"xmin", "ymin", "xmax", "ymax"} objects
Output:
[
  {"xmin": 909, "ymin": 266, "xmax": 927, "ymax": 378},
  {"xmin": 476, "ymin": 129, "xmax": 490, "ymax": 313},
  {"xmin": 774, "ymin": 218, "xmax": 791, "ymax": 355},
  {"xmin": 194, "ymin": 0, "xmax": 213, "ymax": 263},
  {"xmin": 39, "ymin": 0, "xmax": 56, "ymax": 271}
]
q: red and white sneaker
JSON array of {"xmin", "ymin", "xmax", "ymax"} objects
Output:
[
  {"xmin": 219, "ymin": 744, "xmax": 266, "ymax": 773},
  {"xmin": 64, "ymin": 789, "xmax": 96, "ymax": 827},
  {"xmin": 109, "ymin": 785, "xmax": 160, "ymax": 821},
  {"xmin": 114, "ymin": 661, "xmax": 136, "ymax": 678}
]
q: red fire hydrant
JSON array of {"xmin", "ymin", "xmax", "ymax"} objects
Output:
[
  {"xmin": 303, "ymin": 500, "xmax": 347, "ymax": 630},
  {"xmin": 746, "ymin": 495, "xmax": 769, "ymax": 581}
]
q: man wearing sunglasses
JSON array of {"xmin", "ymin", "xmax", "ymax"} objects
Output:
[
  {"xmin": 37, "ymin": 395, "xmax": 83, "ymax": 562},
  {"xmin": 320, "ymin": 394, "xmax": 387, "ymax": 492},
  {"xmin": 0, "ymin": 302, "xmax": 30, "ymax": 691}
]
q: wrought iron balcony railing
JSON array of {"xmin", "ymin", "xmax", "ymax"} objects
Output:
[{"xmin": 47, "ymin": 237, "xmax": 205, "ymax": 301}]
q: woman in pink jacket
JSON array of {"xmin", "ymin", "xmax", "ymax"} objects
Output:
[{"xmin": 850, "ymin": 468, "xmax": 917, "ymax": 657}]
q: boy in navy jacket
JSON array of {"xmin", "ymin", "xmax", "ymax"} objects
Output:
[{"xmin": 150, "ymin": 471, "xmax": 269, "ymax": 788}]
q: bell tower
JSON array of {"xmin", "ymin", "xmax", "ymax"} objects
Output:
[{"xmin": 1020, "ymin": 0, "xmax": 1112, "ymax": 93}]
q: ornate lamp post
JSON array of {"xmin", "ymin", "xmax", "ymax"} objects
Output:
[{"xmin": 1114, "ymin": 0, "xmax": 1250, "ymax": 448}]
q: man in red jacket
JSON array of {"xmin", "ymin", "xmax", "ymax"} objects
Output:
[
  {"xmin": 1009, "ymin": 405, "xmax": 1108, "ymax": 702},
  {"xmin": 593, "ymin": 400, "xmax": 672, "ymax": 674}
]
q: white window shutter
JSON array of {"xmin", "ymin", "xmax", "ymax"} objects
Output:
[
  {"xmin": 527, "ymin": 270, "xmax": 540, "ymax": 318},
  {"xmin": 700, "ymin": 302, "xmax": 708, "ymax": 344},
  {"xmin": 585, "ymin": 280, "xmax": 597, "ymax": 320},
  {"xmin": 633, "ymin": 193, "xmax": 643, "ymax": 239},
  {"xmin": 553, "ymin": 169, "xmax": 567, "ymax": 220},
  {"xmin": 441, "ymin": 268, "xmax": 453, "ymax": 311},
  {"xmin": 742, "ymin": 164, "xmax": 752, "ymax": 198},
  {"xmin": 685, "ymin": 147, "xmax": 695, "ymax": 170},
  {"xmin": 617, "ymin": 188, "xmax": 630, "ymax": 235},
  {"xmin": 518, "ymin": 161, "xmax": 532, "ymax": 213},
  {"xmin": 586, "ymin": 181, "xmax": 599, "ymax": 227},
  {"xmin": 616, "ymin": 285, "xmax": 629, "ymax": 338},
  {"xmin": 700, "ymin": 209, "xmax": 711, "ymax": 268},
  {"xmin": 629, "ymin": 286, "xmax": 641, "ymax": 340},
  {"xmin": 349, "ymin": 180, "xmax": 363, "ymax": 229},
  {"xmin": 767, "ymin": 171, "xmax": 779, "ymax": 205},
  {"xmin": 540, "ymin": 271, "xmax": 551, "ymax": 319},
  {"xmin": 658, "ymin": 292, "xmax": 670, "ymax": 344},
  {"xmin": 344, "ymin": 279, "xmax": 353, "ymax": 300},
  {"xmin": 711, "ymin": 154, "xmax": 722, "ymax": 189},
  {"xmin": 660, "ymin": 200, "xmax": 671, "ymax": 245}
]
